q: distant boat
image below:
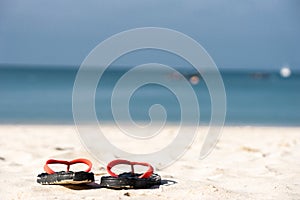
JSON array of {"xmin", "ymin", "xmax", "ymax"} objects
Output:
[
  {"xmin": 280, "ymin": 66, "xmax": 291, "ymax": 78},
  {"xmin": 250, "ymin": 72, "xmax": 270, "ymax": 80},
  {"xmin": 189, "ymin": 75, "xmax": 200, "ymax": 85},
  {"xmin": 168, "ymin": 72, "xmax": 201, "ymax": 85}
]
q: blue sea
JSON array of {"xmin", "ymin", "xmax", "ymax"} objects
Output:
[{"xmin": 0, "ymin": 66, "xmax": 299, "ymax": 126}]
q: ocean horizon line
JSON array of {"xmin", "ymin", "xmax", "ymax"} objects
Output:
[{"xmin": 0, "ymin": 63, "xmax": 299, "ymax": 74}]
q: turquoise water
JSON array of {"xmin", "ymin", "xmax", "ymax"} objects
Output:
[{"xmin": 0, "ymin": 66, "xmax": 299, "ymax": 126}]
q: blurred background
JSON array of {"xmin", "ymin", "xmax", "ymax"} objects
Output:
[{"xmin": 0, "ymin": 0, "xmax": 299, "ymax": 125}]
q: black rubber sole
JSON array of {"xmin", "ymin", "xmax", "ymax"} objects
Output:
[
  {"xmin": 37, "ymin": 171, "xmax": 95, "ymax": 185},
  {"xmin": 100, "ymin": 172, "xmax": 161, "ymax": 189}
]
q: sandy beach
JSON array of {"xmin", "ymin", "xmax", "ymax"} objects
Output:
[{"xmin": 0, "ymin": 125, "xmax": 299, "ymax": 200}]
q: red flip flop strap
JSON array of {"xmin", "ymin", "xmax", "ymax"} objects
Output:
[
  {"xmin": 107, "ymin": 159, "xmax": 153, "ymax": 179},
  {"xmin": 44, "ymin": 158, "xmax": 92, "ymax": 174}
]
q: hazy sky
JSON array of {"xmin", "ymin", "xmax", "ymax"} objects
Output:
[{"xmin": 0, "ymin": 0, "xmax": 299, "ymax": 70}]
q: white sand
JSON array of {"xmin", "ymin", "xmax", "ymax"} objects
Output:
[{"xmin": 0, "ymin": 125, "xmax": 299, "ymax": 200}]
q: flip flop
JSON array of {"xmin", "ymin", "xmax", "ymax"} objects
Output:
[
  {"xmin": 37, "ymin": 158, "xmax": 94, "ymax": 185},
  {"xmin": 100, "ymin": 159, "xmax": 161, "ymax": 189}
]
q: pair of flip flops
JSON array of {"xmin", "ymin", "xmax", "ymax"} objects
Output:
[{"xmin": 37, "ymin": 158, "xmax": 161, "ymax": 189}]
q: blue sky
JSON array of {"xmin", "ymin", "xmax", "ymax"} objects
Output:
[{"xmin": 0, "ymin": 0, "xmax": 299, "ymax": 70}]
